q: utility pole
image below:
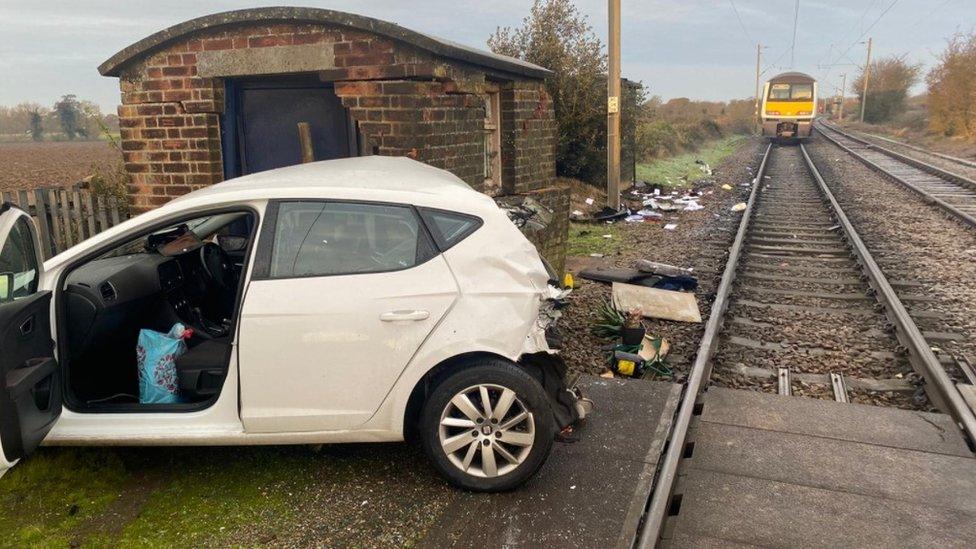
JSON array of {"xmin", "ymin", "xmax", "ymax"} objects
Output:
[
  {"xmin": 838, "ymin": 73, "xmax": 847, "ymax": 120},
  {"xmin": 859, "ymin": 37, "xmax": 872, "ymax": 123},
  {"xmin": 606, "ymin": 0, "xmax": 621, "ymax": 210},
  {"xmin": 754, "ymin": 43, "xmax": 762, "ymax": 133}
]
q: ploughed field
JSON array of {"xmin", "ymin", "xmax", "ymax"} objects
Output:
[{"xmin": 0, "ymin": 141, "xmax": 121, "ymax": 192}]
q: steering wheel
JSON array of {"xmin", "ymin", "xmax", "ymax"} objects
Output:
[{"xmin": 199, "ymin": 242, "xmax": 233, "ymax": 289}]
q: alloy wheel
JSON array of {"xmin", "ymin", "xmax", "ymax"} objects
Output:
[{"xmin": 438, "ymin": 383, "xmax": 536, "ymax": 478}]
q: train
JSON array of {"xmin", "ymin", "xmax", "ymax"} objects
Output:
[{"xmin": 760, "ymin": 71, "xmax": 817, "ymax": 141}]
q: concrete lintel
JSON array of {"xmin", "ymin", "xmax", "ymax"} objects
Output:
[{"xmin": 197, "ymin": 43, "xmax": 335, "ymax": 78}]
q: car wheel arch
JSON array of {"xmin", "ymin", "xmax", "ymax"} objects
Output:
[{"xmin": 402, "ymin": 351, "xmax": 540, "ymax": 440}]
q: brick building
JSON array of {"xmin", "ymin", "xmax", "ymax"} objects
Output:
[{"xmin": 98, "ymin": 7, "xmax": 568, "ymax": 270}]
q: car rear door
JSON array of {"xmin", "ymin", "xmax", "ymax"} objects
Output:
[
  {"xmin": 238, "ymin": 200, "xmax": 458, "ymax": 432},
  {"xmin": 0, "ymin": 204, "xmax": 60, "ymax": 477}
]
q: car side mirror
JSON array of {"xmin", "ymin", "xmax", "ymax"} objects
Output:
[
  {"xmin": 0, "ymin": 272, "xmax": 13, "ymax": 303},
  {"xmin": 217, "ymin": 235, "xmax": 248, "ymax": 253}
]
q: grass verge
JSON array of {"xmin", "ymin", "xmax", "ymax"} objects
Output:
[
  {"xmin": 567, "ymin": 222, "xmax": 621, "ymax": 256},
  {"xmin": 637, "ymin": 135, "xmax": 746, "ymax": 188}
]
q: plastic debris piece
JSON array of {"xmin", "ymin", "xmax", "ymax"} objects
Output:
[
  {"xmin": 624, "ymin": 214, "xmax": 645, "ymax": 223},
  {"xmin": 634, "ymin": 260, "xmax": 694, "ymax": 277},
  {"xmin": 602, "ymin": 234, "xmax": 613, "ymax": 239},
  {"xmin": 731, "ymin": 202, "xmax": 747, "ymax": 212},
  {"xmin": 684, "ymin": 201, "xmax": 703, "ymax": 211},
  {"xmin": 585, "ymin": 197, "xmax": 595, "ymax": 205},
  {"xmin": 663, "ymin": 223, "xmax": 678, "ymax": 230},
  {"xmin": 721, "ymin": 184, "xmax": 733, "ymax": 190}
]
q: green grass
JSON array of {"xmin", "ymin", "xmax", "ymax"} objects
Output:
[
  {"xmin": 636, "ymin": 135, "xmax": 746, "ymax": 188},
  {"xmin": 567, "ymin": 222, "xmax": 622, "ymax": 256},
  {"xmin": 0, "ymin": 443, "xmax": 451, "ymax": 547},
  {"xmin": 0, "ymin": 449, "xmax": 130, "ymax": 547}
]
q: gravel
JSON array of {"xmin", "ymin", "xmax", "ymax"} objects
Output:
[
  {"xmin": 558, "ymin": 138, "xmax": 765, "ymax": 380},
  {"xmin": 806, "ymin": 135, "xmax": 976, "ymax": 366}
]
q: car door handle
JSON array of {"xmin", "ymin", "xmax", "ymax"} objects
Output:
[
  {"xmin": 379, "ymin": 310, "xmax": 430, "ymax": 322},
  {"xmin": 20, "ymin": 316, "xmax": 34, "ymax": 336}
]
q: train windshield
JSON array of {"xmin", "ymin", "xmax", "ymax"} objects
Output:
[{"xmin": 768, "ymin": 83, "xmax": 813, "ymax": 101}]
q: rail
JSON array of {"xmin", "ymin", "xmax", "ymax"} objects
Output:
[
  {"xmin": 634, "ymin": 142, "xmax": 772, "ymax": 547},
  {"xmin": 634, "ymin": 142, "xmax": 976, "ymax": 548},
  {"xmin": 816, "ymin": 120, "xmax": 976, "ymax": 228},
  {"xmin": 836, "ymin": 125, "xmax": 976, "ymax": 170}
]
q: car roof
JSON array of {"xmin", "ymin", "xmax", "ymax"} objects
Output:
[{"xmin": 167, "ymin": 156, "xmax": 497, "ymax": 212}]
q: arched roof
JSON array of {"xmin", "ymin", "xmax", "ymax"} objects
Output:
[
  {"xmin": 768, "ymin": 71, "xmax": 816, "ymax": 84},
  {"xmin": 98, "ymin": 7, "xmax": 550, "ymax": 79}
]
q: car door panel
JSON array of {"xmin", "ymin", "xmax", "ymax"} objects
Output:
[
  {"xmin": 1, "ymin": 291, "xmax": 60, "ymax": 463},
  {"xmin": 0, "ymin": 205, "xmax": 59, "ymax": 474},
  {"xmin": 238, "ymin": 256, "xmax": 457, "ymax": 432}
]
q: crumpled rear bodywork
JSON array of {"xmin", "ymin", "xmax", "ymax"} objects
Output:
[{"xmin": 436, "ymin": 204, "xmax": 585, "ymax": 427}]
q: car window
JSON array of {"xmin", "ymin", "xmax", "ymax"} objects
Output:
[
  {"xmin": 420, "ymin": 208, "xmax": 483, "ymax": 251},
  {"xmin": 270, "ymin": 202, "xmax": 433, "ymax": 278},
  {"xmin": 0, "ymin": 217, "xmax": 39, "ymax": 302}
]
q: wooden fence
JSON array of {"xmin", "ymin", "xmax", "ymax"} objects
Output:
[{"xmin": 1, "ymin": 184, "xmax": 128, "ymax": 259}]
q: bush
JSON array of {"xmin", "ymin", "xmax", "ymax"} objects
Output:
[
  {"xmin": 927, "ymin": 31, "xmax": 976, "ymax": 138},
  {"xmin": 852, "ymin": 55, "xmax": 921, "ymax": 124}
]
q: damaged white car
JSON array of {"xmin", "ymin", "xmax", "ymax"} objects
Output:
[{"xmin": 0, "ymin": 156, "xmax": 585, "ymax": 491}]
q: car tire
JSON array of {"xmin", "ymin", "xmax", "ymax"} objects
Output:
[{"xmin": 420, "ymin": 359, "xmax": 556, "ymax": 492}]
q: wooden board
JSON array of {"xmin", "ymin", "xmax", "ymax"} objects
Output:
[{"xmin": 611, "ymin": 282, "xmax": 701, "ymax": 323}]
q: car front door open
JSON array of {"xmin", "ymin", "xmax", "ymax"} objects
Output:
[{"xmin": 0, "ymin": 204, "xmax": 60, "ymax": 477}]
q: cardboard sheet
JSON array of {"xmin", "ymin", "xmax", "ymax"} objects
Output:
[{"xmin": 611, "ymin": 282, "xmax": 702, "ymax": 323}]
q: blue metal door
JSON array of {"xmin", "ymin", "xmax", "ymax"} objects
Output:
[{"xmin": 223, "ymin": 78, "xmax": 356, "ymax": 178}]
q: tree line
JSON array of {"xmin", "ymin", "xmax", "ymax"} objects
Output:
[
  {"xmin": 489, "ymin": 0, "xmax": 759, "ymax": 186},
  {"xmin": 0, "ymin": 95, "xmax": 118, "ymax": 142},
  {"xmin": 848, "ymin": 30, "xmax": 975, "ymax": 139}
]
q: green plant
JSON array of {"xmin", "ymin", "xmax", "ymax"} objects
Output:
[
  {"xmin": 591, "ymin": 299, "xmax": 626, "ymax": 339},
  {"xmin": 87, "ymin": 117, "xmax": 130, "ymax": 216}
]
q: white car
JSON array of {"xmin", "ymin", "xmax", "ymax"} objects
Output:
[{"xmin": 0, "ymin": 156, "xmax": 584, "ymax": 491}]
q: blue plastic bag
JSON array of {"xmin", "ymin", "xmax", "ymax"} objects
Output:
[{"xmin": 136, "ymin": 323, "xmax": 189, "ymax": 404}]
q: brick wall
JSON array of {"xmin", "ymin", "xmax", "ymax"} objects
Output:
[
  {"xmin": 333, "ymin": 80, "xmax": 486, "ymax": 188},
  {"xmin": 519, "ymin": 187, "xmax": 570, "ymax": 274},
  {"xmin": 501, "ymin": 86, "xmax": 556, "ymax": 195}
]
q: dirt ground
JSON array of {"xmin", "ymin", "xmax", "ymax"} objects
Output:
[
  {"xmin": 0, "ymin": 141, "xmax": 121, "ymax": 192},
  {"xmin": 558, "ymin": 138, "xmax": 765, "ymax": 381}
]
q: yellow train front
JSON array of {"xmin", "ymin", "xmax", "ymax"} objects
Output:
[{"xmin": 761, "ymin": 72, "xmax": 817, "ymax": 141}]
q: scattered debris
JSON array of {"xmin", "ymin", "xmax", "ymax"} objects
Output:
[
  {"xmin": 579, "ymin": 267, "xmax": 662, "ymax": 288},
  {"xmin": 721, "ymin": 183, "xmax": 733, "ymax": 191},
  {"xmin": 731, "ymin": 202, "xmax": 747, "ymax": 212},
  {"xmin": 496, "ymin": 195, "xmax": 553, "ymax": 232},
  {"xmin": 634, "ymin": 260, "xmax": 694, "ymax": 278},
  {"xmin": 611, "ymin": 282, "xmax": 702, "ymax": 323},
  {"xmin": 663, "ymin": 223, "xmax": 678, "ymax": 230}
]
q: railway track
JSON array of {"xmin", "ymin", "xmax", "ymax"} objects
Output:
[
  {"xmin": 816, "ymin": 120, "xmax": 976, "ymax": 227},
  {"xmin": 836, "ymin": 125, "xmax": 976, "ymax": 171},
  {"xmin": 634, "ymin": 142, "xmax": 976, "ymax": 548}
]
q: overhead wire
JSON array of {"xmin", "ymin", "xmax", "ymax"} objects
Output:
[
  {"xmin": 828, "ymin": 0, "xmax": 901, "ymax": 71},
  {"xmin": 728, "ymin": 0, "xmax": 754, "ymax": 45},
  {"xmin": 789, "ymin": 0, "xmax": 800, "ymax": 67}
]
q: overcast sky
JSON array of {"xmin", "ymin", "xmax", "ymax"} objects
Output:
[{"xmin": 0, "ymin": 0, "xmax": 972, "ymax": 112}]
